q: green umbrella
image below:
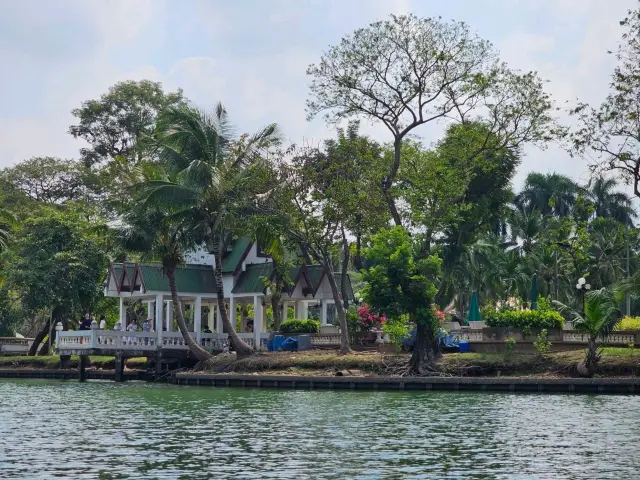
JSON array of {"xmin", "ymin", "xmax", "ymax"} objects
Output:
[
  {"xmin": 530, "ymin": 274, "xmax": 538, "ymax": 310},
  {"xmin": 468, "ymin": 291, "xmax": 481, "ymax": 322}
]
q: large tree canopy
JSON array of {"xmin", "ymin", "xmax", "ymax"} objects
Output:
[
  {"xmin": 572, "ymin": 4, "xmax": 640, "ymax": 197},
  {"xmin": 307, "ymin": 14, "xmax": 560, "ymax": 225},
  {"xmin": 69, "ymin": 80, "xmax": 185, "ymax": 167}
]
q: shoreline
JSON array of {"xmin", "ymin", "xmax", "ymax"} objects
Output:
[{"xmin": 2, "ymin": 368, "xmax": 640, "ymax": 394}]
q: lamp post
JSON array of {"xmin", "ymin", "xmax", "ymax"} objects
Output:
[{"xmin": 575, "ymin": 277, "xmax": 591, "ymax": 314}]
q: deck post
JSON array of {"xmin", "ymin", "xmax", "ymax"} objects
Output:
[
  {"xmin": 79, "ymin": 355, "xmax": 88, "ymax": 382},
  {"xmin": 115, "ymin": 354, "xmax": 124, "ymax": 382},
  {"xmin": 282, "ymin": 301, "xmax": 288, "ymax": 325},
  {"xmin": 154, "ymin": 351, "xmax": 163, "ymax": 378},
  {"xmin": 253, "ymin": 295, "xmax": 262, "ymax": 350},
  {"xmin": 155, "ymin": 294, "xmax": 163, "ymax": 346},
  {"xmin": 194, "ymin": 296, "xmax": 202, "ymax": 345}
]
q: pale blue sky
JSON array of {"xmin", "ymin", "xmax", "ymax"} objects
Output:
[{"xmin": 0, "ymin": 0, "xmax": 636, "ymax": 190}]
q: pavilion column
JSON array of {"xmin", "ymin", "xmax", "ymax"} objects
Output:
[
  {"xmin": 281, "ymin": 301, "xmax": 288, "ymax": 326},
  {"xmin": 216, "ymin": 304, "xmax": 223, "ymax": 333},
  {"xmin": 229, "ymin": 296, "xmax": 236, "ymax": 334},
  {"xmin": 207, "ymin": 304, "xmax": 214, "ymax": 331},
  {"xmin": 146, "ymin": 302, "xmax": 153, "ymax": 321},
  {"xmin": 165, "ymin": 300, "xmax": 173, "ymax": 332},
  {"xmin": 253, "ymin": 295, "xmax": 263, "ymax": 350},
  {"xmin": 320, "ymin": 299, "xmax": 328, "ymax": 325},
  {"xmin": 194, "ymin": 296, "xmax": 202, "ymax": 344},
  {"xmin": 119, "ymin": 297, "xmax": 126, "ymax": 328},
  {"xmin": 299, "ymin": 301, "xmax": 308, "ymax": 320},
  {"xmin": 155, "ymin": 294, "xmax": 163, "ymax": 345}
]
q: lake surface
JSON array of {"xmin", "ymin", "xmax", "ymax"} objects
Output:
[{"xmin": 1, "ymin": 380, "xmax": 639, "ymax": 479}]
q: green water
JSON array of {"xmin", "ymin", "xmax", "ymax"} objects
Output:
[{"xmin": 1, "ymin": 380, "xmax": 639, "ymax": 479}]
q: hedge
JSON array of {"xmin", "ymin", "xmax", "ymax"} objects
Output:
[
  {"xmin": 279, "ymin": 319, "xmax": 321, "ymax": 334},
  {"xmin": 615, "ymin": 316, "xmax": 640, "ymax": 331},
  {"xmin": 484, "ymin": 308, "xmax": 564, "ymax": 330}
]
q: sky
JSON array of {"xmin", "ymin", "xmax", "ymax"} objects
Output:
[{"xmin": 0, "ymin": 0, "xmax": 636, "ymax": 193}]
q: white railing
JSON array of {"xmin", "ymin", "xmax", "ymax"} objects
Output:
[
  {"xmin": 237, "ymin": 333, "xmax": 270, "ymax": 350},
  {"xmin": 201, "ymin": 333, "xmax": 228, "ymax": 350},
  {"xmin": 562, "ymin": 332, "xmax": 636, "ymax": 345},
  {"xmin": 57, "ymin": 330, "xmax": 271, "ymax": 352}
]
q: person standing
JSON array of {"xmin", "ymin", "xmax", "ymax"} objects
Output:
[
  {"xmin": 142, "ymin": 318, "xmax": 152, "ymax": 345},
  {"xmin": 99, "ymin": 315, "xmax": 106, "ymax": 330}
]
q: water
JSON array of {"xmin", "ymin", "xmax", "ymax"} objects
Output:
[{"xmin": 1, "ymin": 380, "xmax": 639, "ymax": 479}]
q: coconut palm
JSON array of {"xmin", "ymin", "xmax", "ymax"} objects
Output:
[
  {"xmin": 118, "ymin": 204, "xmax": 213, "ymax": 362},
  {"xmin": 515, "ymin": 172, "xmax": 577, "ymax": 217},
  {"xmin": 587, "ymin": 176, "xmax": 636, "ymax": 225},
  {"xmin": 508, "ymin": 206, "xmax": 544, "ymax": 253},
  {"xmin": 142, "ymin": 103, "xmax": 281, "ymax": 356},
  {"xmin": 553, "ymin": 287, "xmax": 622, "ymax": 377}
]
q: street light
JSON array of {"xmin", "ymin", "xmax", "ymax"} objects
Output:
[{"xmin": 576, "ymin": 277, "xmax": 591, "ymax": 312}]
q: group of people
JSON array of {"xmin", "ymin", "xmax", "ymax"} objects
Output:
[
  {"xmin": 113, "ymin": 318, "xmax": 159, "ymax": 333},
  {"xmin": 77, "ymin": 313, "xmax": 106, "ymax": 330}
]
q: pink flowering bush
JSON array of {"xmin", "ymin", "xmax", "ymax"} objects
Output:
[
  {"xmin": 433, "ymin": 307, "xmax": 445, "ymax": 323},
  {"xmin": 358, "ymin": 303, "xmax": 387, "ymax": 330}
]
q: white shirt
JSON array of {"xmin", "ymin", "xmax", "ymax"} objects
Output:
[{"xmin": 99, "ymin": 319, "xmax": 106, "ymax": 329}]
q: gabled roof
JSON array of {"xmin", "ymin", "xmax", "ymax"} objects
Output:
[
  {"xmin": 222, "ymin": 237, "xmax": 252, "ymax": 274},
  {"xmin": 231, "ymin": 263, "xmax": 273, "ymax": 294},
  {"xmin": 108, "ymin": 263, "xmax": 217, "ymax": 294}
]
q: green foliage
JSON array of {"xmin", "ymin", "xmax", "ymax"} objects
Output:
[
  {"xmin": 279, "ymin": 319, "xmax": 320, "ymax": 334},
  {"xmin": 5, "ymin": 208, "xmax": 108, "ymax": 318},
  {"xmin": 484, "ymin": 308, "xmax": 564, "ymax": 330},
  {"xmin": 533, "ymin": 328, "xmax": 552, "ymax": 355},
  {"xmin": 362, "ymin": 227, "xmax": 441, "ymax": 323},
  {"xmin": 383, "ymin": 317, "xmax": 409, "ymax": 347},
  {"xmin": 615, "ymin": 316, "xmax": 640, "ymax": 331},
  {"xmin": 69, "ymin": 80, "xmax": 185, "ymax": 166},
  {"xmin": 505, "ymin": 337, "xmax": 516, "ymax": 357},
  {"xmin": 0, "ymin": 288, "xmax": 20, "ymax": 336}
]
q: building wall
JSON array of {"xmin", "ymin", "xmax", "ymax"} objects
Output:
[{"xmin": 184, "ymin": 246, "xmax": 215, "ymax": 266}]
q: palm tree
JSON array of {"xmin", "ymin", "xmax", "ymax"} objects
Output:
[
  {"xmin": 587, "ymin": 176, "xmax": 636, "ymax": 225},
  {"xmin": 143, "ymin": 103, "xmax": 281, "ymax": 356},
  {"xmin": 553, "ymin": 288, "xmax": 622, "ymax": 377},
  {"xmin": 508, "ymin": 206, "xmax": 544, "ymax": 253},
  {"xmin": 515, "ymin": 172, "xmax": 577, "ymax": 217},
  {"xmin": 119, "ymin": 205, "xmax": 213, "ymax": 362}
]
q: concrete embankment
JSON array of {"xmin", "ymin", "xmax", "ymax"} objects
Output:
[{"xmin": 173, "ymin": 373, "xmax": 640, "ymax": 394}]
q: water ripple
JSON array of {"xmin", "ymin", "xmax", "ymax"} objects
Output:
[{"xmin": 0, "ymin": 380, "xmax": 639, "ymax": 479}]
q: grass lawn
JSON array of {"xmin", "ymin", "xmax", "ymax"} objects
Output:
[{"xmin": 200, "ymin": 347, "xmax": 640, "ymax": 378}]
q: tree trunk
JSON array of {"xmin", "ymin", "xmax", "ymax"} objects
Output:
[
  {"xmin": 165, "ymin": 268, "xmax": 212, "ymax": 362},
  {"xmin": 585, "ymin": 335, "xmax": 598, "ymax": 377},
  {"xmin": 341, "ymin": 225, "xmax": 350, "ymax": 310},
  {"xmin": 213, "ymin": 241, "xmax": 254, "ymax": 356},
  {"xmin": 381, "ymin": 139, "xmax": 403, "ymax": 226},
  {"xmin": 271, "ymin": 294, "xmax": 282, "ymax": 331},
  {"xmin": 354, "ymin": 230, "xmax": 363, "ymax": 271},
  {"xmin": 324, "ymin": 266, "xmax": 350, "ymax": 354},
  {"xmin": 28, "ymin": 307, "xmax": 62, "ymax": 356},
  {"xmin": 409, "ymin": 320, "xmax": 441, "ymax": 375}
]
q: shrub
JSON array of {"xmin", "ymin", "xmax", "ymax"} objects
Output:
[
  {"xmin": 357, "ymin": 303, "xmax": 387, "ymax": 330},
  {"xmin": 505, "ymin": 337, "xmax": 516, "ymax": 357},
  {"xmin": 615, "ymin": 316, "xmax": 640, "ymax": 331},
  {"xmin": 484, "ymin": 308, "xmax": 563, "ymax": 330},
  {"xmin": 533, "ymin": 328, "xmax": 551, "ymax": 355},
  {"xmin": 383, "ymin": 318, "xmax": 409, "ymax": 346},
  {"xmin": 279, "ymin": 319, "xmax": 320, "ymax": 334}
]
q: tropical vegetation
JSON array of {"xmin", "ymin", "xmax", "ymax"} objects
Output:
[{"xmin": 0, "ymin": 6, "xmax": 639, "ymax": 379}]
